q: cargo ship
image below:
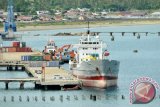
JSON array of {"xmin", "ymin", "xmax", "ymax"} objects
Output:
[{"xmin": 69, "ymin": 30, "xmax": 120, "ymax": 88}]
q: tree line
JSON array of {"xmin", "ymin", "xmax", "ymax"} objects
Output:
[{"xmin": 0, "ymin": 0, "xmax": 160, "ymax": 14}]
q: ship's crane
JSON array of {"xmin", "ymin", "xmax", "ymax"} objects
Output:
[{"xmin": 4, "ymin": 0, "xmax": 16, "ymax": 32}]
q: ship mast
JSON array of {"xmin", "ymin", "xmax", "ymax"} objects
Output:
[{"xmin": 87, "ymin": 21, "xmax": 90, "ymax": 42}]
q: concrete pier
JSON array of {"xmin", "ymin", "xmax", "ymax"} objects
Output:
[{"xmin": 0, "ymin": 61, "xmax": 81, "ymax": 90}]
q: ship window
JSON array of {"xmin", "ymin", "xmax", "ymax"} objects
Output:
[
  {"xmin": 82, "ymin": 42, "xmax": 87, "ymax": 44},
  {"xmin": 83, "ymin": 48, "xmax": 88, "ymax": 50},
  {"xmin": 93, "ymin": 48, "xmax": 98, "ymax": 50}
]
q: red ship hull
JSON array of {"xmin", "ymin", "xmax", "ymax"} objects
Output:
[{"xmin": 74, "ymin": 75, "xmax": 118, "ymax": 88}]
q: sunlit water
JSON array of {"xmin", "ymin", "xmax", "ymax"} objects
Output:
[{"xmin": 0, "ymin": 24, "xmax": 160, "ymax": 107}]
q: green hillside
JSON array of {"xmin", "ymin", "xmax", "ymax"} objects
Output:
[{"xmin": 0, "ymin": 0, "xmax": 160, "ymax": 14}]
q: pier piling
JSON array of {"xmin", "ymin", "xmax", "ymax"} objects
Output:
[
  {"xmin": 11, "ymin": 96, "xmax": 14, "ymax": 102},
  {"xmin": 4, "ymin": 96, "xmax": 6, "ymax": 102},
  {"xmin": 93, "ymin": 95, "xmax": 96, "ymax": 101},
  {"xmin": 35, "ymin": 96, "xmax": 38, "ymax": 102},
  {"xmin": 50, "ymin": 96, "xmax": 55, "ymax": 101},
  {"xmin": 66, "ymin": 95, "xmax": 70, "ymax": 101},
  {"xmin": 90, "ymin": 94, "xmax": 93, "ymax": 100},
  {"xmin": 5, "ymin": 81, "xmax": 9, "ymax": 89},
  {"xmin": 122, "ymin": 95, "xmax": 125, "ymax": 100},
  {"xmin": 19, "ymin": 96, "xmax": 22, "ymax": 102},
  {"xmin": 27, "ymin": 96, "xmax": 29, "ymax": 102},
  {"xmin": 15, "ymin": 66, "xmax": 18, "ymax": 71},
  {"xmin": 60, "ymin": 95, "xmax": 63, "ymax": 102},
  {"xmin": 20, "ymin": 81, "xmax": 24, "ymax": 89},
  {"xmin": 42, "ymin": 96, "xmax": 45, "ymax": 102}
]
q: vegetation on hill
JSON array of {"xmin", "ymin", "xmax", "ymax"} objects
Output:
[{"xmin": 0, "ymin": 0, "xmax": 160, "ymax": 15}]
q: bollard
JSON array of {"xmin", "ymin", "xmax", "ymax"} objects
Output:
[
  {"xmin": 42, "ymin": 96, "xmax": 45, "ymax": 102},
  {"xmin": 50, "ymin": 96, "xmax": 55, "ymax": 101},
  {"xmin": 146, "ymin": 32, "xmax": 148, "ymax": 36},
  {"xmin": 19, "ymin": 96, "xmax": 22, "ymax": 102},
  {"xmin": 4, "ymin": 96, "xmax": 6, "ymax": 102},
  {"xmin": 27, "ymin": 96, "xmax": 29, "ymax": 102},
  {"xmin": 35, "ymin": 96, "xmax": 38, "ymax": 102},
  {"xmin": 11, "ymin": 96, "xmax": 14, "ymax": 102}
]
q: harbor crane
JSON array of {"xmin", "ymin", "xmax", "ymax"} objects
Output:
[
  {"xmin": 4, "ymin": 0, "xmax": 16, "ymax": 32},
  {"xmin": 0, "ymin": 0, "xmax": 21, "ymax": 41}
]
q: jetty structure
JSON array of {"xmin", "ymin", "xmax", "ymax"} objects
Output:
[{"xmin": 0, "ymin": 51, "xmax": 81, "ymax": 90}]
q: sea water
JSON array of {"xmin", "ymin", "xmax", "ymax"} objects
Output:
[{"xmin": 0, "ymin": 24, "xmax": 160, "ymax": 107}]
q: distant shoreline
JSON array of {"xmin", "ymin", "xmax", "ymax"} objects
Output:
[{"xmin": 1, "ymin": 19, "xmax": 160, "ymax": 31}]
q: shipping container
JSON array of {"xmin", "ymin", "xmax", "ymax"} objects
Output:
[
  {"xmin": 8, "ymin": 47, "xmax": 17, "ymax": 52},
  {"xmin": 2, "ymin": 48, "xmax": 7, "ymax": 52},
  {"xmin": 43, "ymin": 54, "xmax": 51, "ymax": 61},
  {"xmin": 21, "ymin": 42, "xmax": 26, "ymax": 47},
  {"xmin": 19, "ymin": 47, "xmax": 28, "ymax": 52},
  {"xmin": 46, "ymin": 61, "xmax": 59, "ymax": 67},
  {"xmin": 28, "ymin": 61, "xmax": 59, "ymax": 67},
  {"xmin": 16, "ymin": 47, "xmax": 32, "ymax": 52},
  {"xmin": 70, "ymin": 51, "xmax": 75, "ymax": 58},
  {"xmin": 30, "ymin": 56, "xmax": 43, "ymax": 61},
  {"xmin": 12, "ymin": 42, "xmax": 20, "ymax": 47},
  {"xmin": 21, "ymin": 56, "xmax": 31, "ymax": 61},
  {"xmin": 29, "ymin": 61, "xmax": 46, "ymax": 67}
]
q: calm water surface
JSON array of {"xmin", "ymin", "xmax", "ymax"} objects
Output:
[{"xmin": 0, "ymin": 24, "xmax": 160, "ymax": 107}]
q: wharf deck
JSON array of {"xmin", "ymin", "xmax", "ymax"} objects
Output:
[
  {"xmin": 0, "ymin": 52, "xmax": 42, "ymax": 61},
  {"xmin": 26, "ymin": 67, "xmax": 80, "ymax": 86},
  {"xmin": 0, "ymin": 77, "xmax": 39, "ymax": 82},
  {"xmin": 0, "ymin": 57, "xmax": 81, "ymax": 89}
]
